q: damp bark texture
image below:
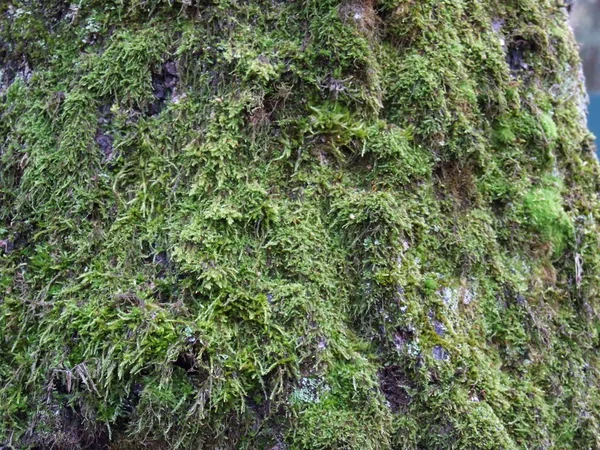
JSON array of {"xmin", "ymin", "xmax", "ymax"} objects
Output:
[{"xmin": 1, "ymin": 1, "xmax": 599, "ymax": 449}]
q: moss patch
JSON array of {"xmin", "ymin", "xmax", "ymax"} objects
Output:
[{"xmin": 1, "ymin": 0, "xmax": 600, "ymax": 449}]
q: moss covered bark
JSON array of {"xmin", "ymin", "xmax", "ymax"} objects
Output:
[{"xmin": 1, "ymin": 0, "xmax": 599, "ymax": 448}]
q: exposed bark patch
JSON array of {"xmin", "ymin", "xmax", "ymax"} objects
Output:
[
  {"xmin": 434, "ymin": 160, "xmax": 476, "ymax": 208},
  {"xmin": 506, "ymin": 36, "xmax": 538, "ymax": 74},
  {"xmin": 0, "ymin": 56, "xmax": 32, "ymax": 92},
  {"xmin": 96, "ymin": 104, "xmax": 115, "ymax": 162},
  {"xmin": 148, "ymin": 61, "xmax": 180, "ymax": 116},
  {"xmin": 392, "ymin": 327, "xmax": 414, "ymax": 352},
  {"xmin": 122, "ymin": 383, "xmax": 144, "ymax": 416},
  {"xmin": 95, "ymin": 132, "xmax": 113, "ymax": 161},
  {"xmin": 173, "ymin": 352, "xmax": 197, "ymax": 372},
  {"xmin": 20, "ymin": 403, "xmax": 109, "ymax": 450},
  {"xmin": 339, "ymin": 0, "xmax": 380, "ymax": 38},
  {"xmin": 0, "ymin": 239, "xmax": 14, "ymax": 253},
  {"xmin": 378, "ymin": 365, "xmax": 413, "ymax": 413},
  {"xmin": 432, "ymin": 345, "xmax": 450, "ymax": 361}
]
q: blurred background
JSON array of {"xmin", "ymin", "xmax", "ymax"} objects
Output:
[{"xmin": 571, "ymin": 0, "xmax": 600, "ymax": 151}]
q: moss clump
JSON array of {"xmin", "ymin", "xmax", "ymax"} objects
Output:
[
  {"xmin": 521, "ymin": 176, "xmax": 574, "ymax": 257},
  {"xmin": 1, "ymin": 0, "xmax": 600, "ymax": 449}
]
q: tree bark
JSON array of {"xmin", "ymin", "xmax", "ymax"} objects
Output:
[{"xmin": 1, "ymin": 1, "xmax": 599, "ymax": 449}]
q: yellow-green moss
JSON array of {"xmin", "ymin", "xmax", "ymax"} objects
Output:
[{"xmin": 1, "ymin": 0, "xmax": 600, "ymax": 449}]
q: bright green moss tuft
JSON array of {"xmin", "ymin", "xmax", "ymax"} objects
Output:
[{"xmin": 521, "ymin": 176, "xmax": 574, "ymax": 257}]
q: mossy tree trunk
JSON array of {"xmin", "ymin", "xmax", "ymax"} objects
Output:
[{"xmin": 1, "ymin": 1, "xmax": 599, "ymax": 449}]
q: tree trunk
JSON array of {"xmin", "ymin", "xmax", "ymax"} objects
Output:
[{"xmin": 1, "ymin": 1, "xmax": 599, "ymax": 449}]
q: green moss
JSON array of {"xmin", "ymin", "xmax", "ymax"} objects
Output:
[
  {"xmin": 521, "ymin": 176, "xmax": 574, "ymax": 256},
  {"xmin": 1, "ymin": 0, "xmax": 600, "ymax": 449}
]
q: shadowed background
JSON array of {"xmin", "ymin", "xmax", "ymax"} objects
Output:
[{"xmin": 571, "ymin": 0, "xmax": 600, "ymax": 149}]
